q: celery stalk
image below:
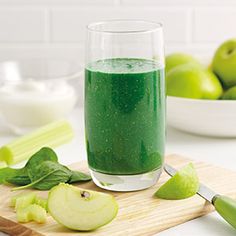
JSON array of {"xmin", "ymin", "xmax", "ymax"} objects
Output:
[{"xmin": 0, "ymin": 120, "xmax": 74, "ymax": 165}]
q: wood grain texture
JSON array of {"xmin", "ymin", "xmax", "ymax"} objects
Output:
[
  {"xmin": 0, "ymin": 154, "xmax": 236, "ymax": 236},
  {"xmin": 0, "ymin": 216, "xmax": 44, "ymax": 236}
]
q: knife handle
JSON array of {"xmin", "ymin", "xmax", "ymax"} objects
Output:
[{"xmin": 213, "ymin": 195, "xmax": 236, "ymax": 229}]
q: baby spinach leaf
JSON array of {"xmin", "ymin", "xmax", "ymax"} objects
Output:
[
  {"xmin": 1, "ymin": 148, "xmax": 58, "ymax": 186},
  {"xmin": 68, "ymin": 171, "xmax": 91, "ymax": 183},
  {"xmin": 0, "ymin": 168, "xmax": 18, "ymax": 184},
  {"xmin": 1, "ymin": 147, "xmax": 91, "ymax": 190},
  {"xmin": 25, "ymin": 147, "xmax": 58, "ymax": 169},
  {"xmin": 13, "ymin": 161, "xmax": 72, "ymax": 191},
  {"xmin": 6, "ymin": 168, "xmax": 31, "ymax": 186},
  {"xmin": 0, "ymin": 167, "xmax": 31, "ymax": 186}
]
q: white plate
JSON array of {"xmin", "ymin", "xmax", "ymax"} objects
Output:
[{"xmin": 167, "ymin": 96, "xmax": 236, "ymax": 137}]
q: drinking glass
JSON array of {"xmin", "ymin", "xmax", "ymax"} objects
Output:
[{"xmin": 85, "ymin": 20, "xmax": 165, "ymax": 191}]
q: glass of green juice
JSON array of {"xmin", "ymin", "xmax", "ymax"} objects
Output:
[{"xmin": 85, "ymin": 20, "xmax": 165, "ymax": 191}]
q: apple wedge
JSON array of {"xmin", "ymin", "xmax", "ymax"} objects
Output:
[
  {"xmin": 154, "ymin": 163, "xmax": 199, "ymax": 200},
  {"xmin": 47, "ymin": 183, "xmax": 118, "ymax": 231}
]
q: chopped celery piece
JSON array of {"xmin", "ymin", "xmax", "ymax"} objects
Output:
[
  {"xmin": 0, "ymin": 120, "xmax": 73, "ymax": 165},
  {"xmin": 10, "ymin": 192, "xmax": 36, "ymax": 210},
  {"xmin": 10, "ymin": 192, "xmax": 48, "ymax": 211},
  {"xmin": 16, "ymin": 204, "xmax": 47, "ymax": 223},
  {"xmin": 35, "ymin": 196, "xmax": 48, "ymax": 211},
  {"xmin": 10, "ymin": 195, "xmax": 18, "ymax": 207}
]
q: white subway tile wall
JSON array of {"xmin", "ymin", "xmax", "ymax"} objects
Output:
[
  {"xmin": 51, "ymin": 8, "xmax": 189, "ymax": 43},
  {"xmin": 0, "ymin": 9, "xmax": 46, "ymax": 42},
  {"xmin": 0, "ymin": 0, "xmax": 234, "ymax": 61}
]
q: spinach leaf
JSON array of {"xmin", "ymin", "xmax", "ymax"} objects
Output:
[
  {"xmin": 0, "ymin": 167, "xmax": 18, "ymax": 184},
  {"xmin": 13, "ymin": 161, "xmax": 72, "ymax": 191},
  {"xmin": 25, "ymin": 147, "xmax": 58, "ymax": 169},
  {"xmin": 14, "ymin": 147, "xmax": 58, "ymax": 186},
  {"xmin": 1, "ymin": 147, "xmax": 57, "ymax": 186},
  {"xmin": 68, "ymin": 171, "xmax": 91, "ymax": 183},
  {"xmin": 2, "ymin": 147, "xmax": 91, "ymax": 190},
  {"xmin": 0, "ymin": 167, "xmax": 30, "ymax": 186},
  {"xmin": 6, "ymin": 167, "xmax": 31, "ymax": 185}
]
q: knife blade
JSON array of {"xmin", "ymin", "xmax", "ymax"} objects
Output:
[{"xmin": 164, "ymin": 163, "xmax": 236, "ymax": 230}]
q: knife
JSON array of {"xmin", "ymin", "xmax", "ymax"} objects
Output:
[{"xmin": 164, "ymin": 164, "xmax": 236, "ymax": 230}]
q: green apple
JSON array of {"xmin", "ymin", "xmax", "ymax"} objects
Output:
[
  {"xmin": 202, "ymin": 70, "xmax": 223, "ymax": 99},
  {"xmin": 165, "ymin": 53, "xmax": 201, "ymax": 74},
  {"xmin": 154, "ymin": 163, "xmax": 199, "ymax": 200},
  {"xmin": 47, "ymin": 183, "xmax": 118, "ymax": 231},
  {"xmin": 222, "ymin": 86, "xmax": 236, "ymax": 100},
  {"xmin": 212, "ymin": 39, "xmax": 236, "ymax": 88},
  {"xmin": 166, "ymin": 64, "xmax": 223, "ymax": 99}
]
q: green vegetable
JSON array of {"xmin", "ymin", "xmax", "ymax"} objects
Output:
[
  {"xmin": 0, "ymin": 147, "xmax": 58, "ymax": 185},
  {"xmin": 0, "ymin": 168, "xmax": 18, "ymax": 184},
  {"xmin": 26, "ymin": 147, "xmax": 58, "ymax": 168},
  {"xmin": 16, "ymin": 204, "xmax": 47, "ymax": 223},
  {"xmin": 11, "ymin": 192, "xmax": 48, "ymax": 211},
  {"xmin": 34, "ymin": 196, "xmax": 48, "ymax": 211},
  {"xmin": 0, "ymin": 120, "xmax": 74, "ymax": 165},
  {"xmin": 0, "ymin": 147, "xmax": 91, "ymax": 190},
  {"xmin": 13, "ymin": 161, "xmax": 72, "ymax": 191},
  {"xmin": 11, "ymin": 192, "xmax": 36, "ymax": 210},
  {"xmin": 6, "ymin": 168, "xmax": 31, "ymax": 186},
  {"xmin": 69, "ymin": 170, "xmax": 92, "ymax": 183}
]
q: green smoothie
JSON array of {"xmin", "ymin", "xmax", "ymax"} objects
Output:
[{"xmin": 85, "ymin": 58, "xmax": 165, "ymax": 175}]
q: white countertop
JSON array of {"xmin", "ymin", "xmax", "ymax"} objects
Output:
[{"xmin": 0, "ymin": 107, "xmax": 236, "ymax": 236}]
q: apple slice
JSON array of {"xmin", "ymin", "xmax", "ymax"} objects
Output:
[
  {"xmin": 47, "ymin": 183, "xmax": 118, "ymax": 231},
  {"xmin": 155, "ymin": 163, "xmax": 199, "ymax": 200}
]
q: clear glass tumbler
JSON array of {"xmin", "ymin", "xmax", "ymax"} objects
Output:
[{"xmin": 85, "ymin": 20, "xmax": 165, "ymax": 191}]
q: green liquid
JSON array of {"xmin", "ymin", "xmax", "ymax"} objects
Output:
[{"xmin": 85, "ymin": 58, "xmax": 165, "ymax": 175}]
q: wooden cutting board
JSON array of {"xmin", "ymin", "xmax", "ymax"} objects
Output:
[{"xmin": 0, "ymin": 154, "xmax": 236, "ymax": 236}]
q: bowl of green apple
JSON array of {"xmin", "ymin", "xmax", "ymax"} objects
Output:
[{"xmin": 166, "ymin": 39, "xmax": 236, "ymax": 137}]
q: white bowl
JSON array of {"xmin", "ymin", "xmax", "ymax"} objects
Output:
[
  {"xmin": 167, "ymin": 96, "xmax": 236, "ymax": 137},
  {"xmin": 0, "ymin": 60, "xmax": 82, "ymax": 134}
]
